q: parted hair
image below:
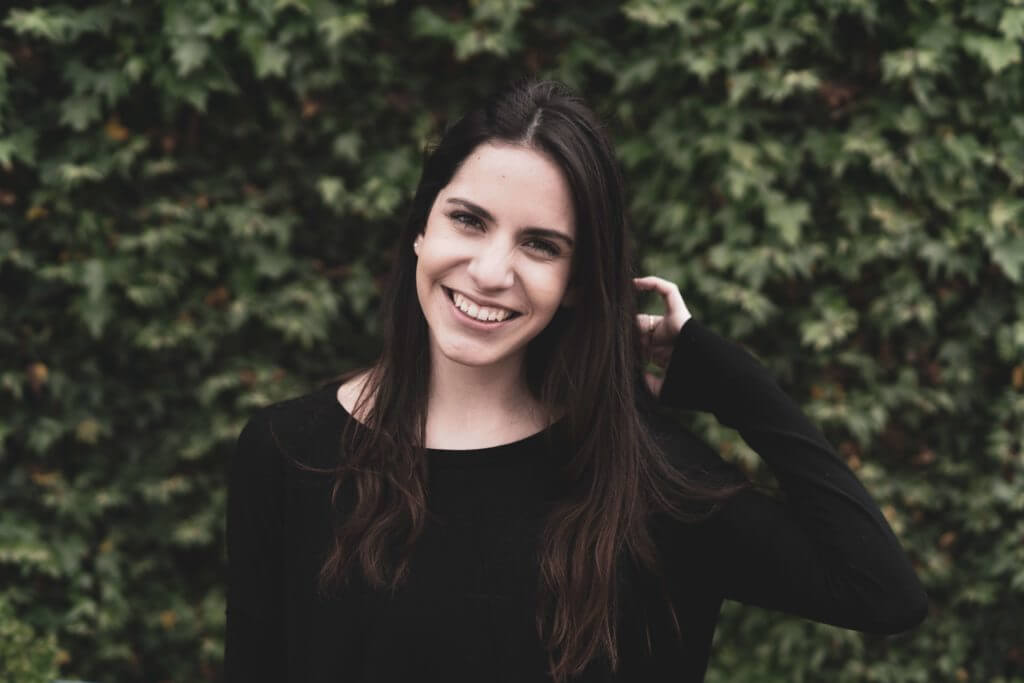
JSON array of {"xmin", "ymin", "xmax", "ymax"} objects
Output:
[{"xmin": 318, "ymin": 79, "xmax": 747, "ymax": 681}]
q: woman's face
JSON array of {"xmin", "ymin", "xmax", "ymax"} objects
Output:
[{"xmin": 414, "ymin": 142, "xmax": 576, "ymax": 373}]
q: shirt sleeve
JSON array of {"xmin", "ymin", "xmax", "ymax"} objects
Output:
[
  {"xmin": 657, "ymin": 319, "xmax": 929, "ymax": 634},
  {"xmin": 225, "ymin": 408, "xmax": 287, "ymax": 680}
]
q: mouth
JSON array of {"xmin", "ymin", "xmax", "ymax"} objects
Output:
[{"xmin": 443, "ymin": 286, "xmax": 523, "ymax": 324}]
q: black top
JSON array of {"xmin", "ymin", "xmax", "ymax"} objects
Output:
[{"xmin": 225, "ymin": 320, "xmax": 927, "ymax": 682}]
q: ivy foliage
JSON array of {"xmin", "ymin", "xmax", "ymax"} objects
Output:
[
  {"xmin": 1, "ymin": 0, "xmax": 1022, "ymax": 681},
  {"xmin": 0, "ymin": 596, "xmax": 60, "ymax": 683}
]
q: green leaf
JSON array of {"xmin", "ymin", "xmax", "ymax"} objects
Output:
[
  {"xmin": 410, "ymin": 7, "xmax": 458, "ymax": 41},
  {"xmin": 61, "ymin": 164, "xmax": 104, "ymax": 187},
  {"xmin": 26, "ymin": 418, "xmax": 66, "ymax": 454},
  {"xmin": 989, "ymin": 198, "xmax": 1024, "ymax": 230},
  {"xmin": 998, "ymin": 7, "xmax": 1024, "ymax": 40},
  {"xmin": 318, "ymin": 10, "xmax": 368, "ymax": 47},
  {"xmin": 763, "ymin": 194, "xmax": 810, "ymax": 246},
  {"xmin": 800, "ymin": 289, "xmax": 859, "ymax": 351},
  {"xmin": 683, "ymin": 52, "xmax": 718, "ymax": 82},
  {"xmin": 317, "ymin": 176, "xmax": 346, "ymax": 208},
  {"xmin": 75, "ymin": 259, "xmax": 113, "ymax": 337},
  {"xmin": 0, "ymin": 130, "xmax": 37, "ymax": 169},
  {"xmin": 614, "ymin": 58, "xmax": 661, "ymax": 93},
  {"xmin": 332, "ymin": 132, "xmax": 361, "ymax": 162},
  {"xmin": 58, "ymin": 94, "xmax": 101, "ymax": 131},
  {"xmin": 172, "ymin": 39, "xmax": 210, "ymax": 77},
  {"xmin": 3, "ymin": 8, "xmax": 73, "ymax": 42},
  {"xmin": 963, "ymin": 34, "xmax": 1021, "ymax": 73},
  {"xmin": 253, "ymin": 42, "xmax": 290, "ymax": 78},
  {"xmin": 621, "ymin": 0, "xmax": 687, "ymax": 28},
  {"xmin": 868, "ymin": 197, "xmax": 920, "ymax": 234},
  {"xmin": 881, "ymin": 49, "xmax": 942, "ymax": 81},
  {"xmin": 987, "ymin": 235, "xmax": 1024, "ymax": 284}
]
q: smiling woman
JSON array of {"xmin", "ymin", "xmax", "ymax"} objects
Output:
[
  {"xmin": 413, "ymin": 143, "xmax": 575, "ymax": 405},
  {"xmin": 226, "ymin": 80, "xmax": 927, "ymax": 683}
]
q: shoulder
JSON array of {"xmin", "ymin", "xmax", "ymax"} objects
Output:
[
  {"xmin": 642, "ymin": 408, "xmax": 746, "ymax": 486},
  {"xmin": 233, "ymin": 380, "xmax": 348, "ymax": 479},
  {"xmin": 336, "ymin": 369, "xmax": 374, "ymax": 425}
]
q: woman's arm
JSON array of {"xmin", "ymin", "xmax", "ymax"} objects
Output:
[
  {"xmin": 225, "ymin": 409, "xmax": 287, "ymax": 679},
  {"xmin": 657, "ymin": 317, "xmax": 928, "ymax": 633},
  {"xmin": 634, "ymin": 275, "xmax": 927, "ymax": 633}
]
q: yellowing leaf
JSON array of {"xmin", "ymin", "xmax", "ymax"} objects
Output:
[
  {"xmin": 30, "ymin": 470, "xmax": 60, "ymax": 487},
  {"xmin": 104, "ymin": 117, "xmax": 130, "ymax": 141},
  {"xmin": 159, "ymin": 610, "xmax": 177, "ymax": 629},
  {"xmin": 75, "ymin": 418, "xmax": 101, "ymax": 444},
  {"xmin": 27, "ymin": 362, "xmax": 49, "ymax": 390}
]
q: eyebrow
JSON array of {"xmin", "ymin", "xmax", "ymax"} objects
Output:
[{"xmin": 446, "ymin": 197, "xmax": 575, "ymax": 248}]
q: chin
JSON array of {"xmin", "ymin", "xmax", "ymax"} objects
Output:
[{"xmin": 434, "ymin": 340, "xmax": 526, "ymax": 369}]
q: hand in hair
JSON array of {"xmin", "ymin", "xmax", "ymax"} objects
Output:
[{"xmin": 633, "ymin": 275, "xmax": 693, "ymax": 397}]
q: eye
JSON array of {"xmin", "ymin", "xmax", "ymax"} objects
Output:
[
  {"xmin": 449, "ymin": 211, "xmax": 484, "ymax": 230},
  {"xmin": 525, "ymin": 239, "xmax": 560, "ymax": 257}
]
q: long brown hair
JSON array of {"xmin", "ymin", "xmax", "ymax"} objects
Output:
[{"xmin": 319, "ymin": 80, "xmax": 747, "ymax": 681}]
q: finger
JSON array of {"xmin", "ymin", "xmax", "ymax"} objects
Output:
[
  {"xmin": 635, "ymin": 313, "xmax": 661, "ymax": 333},
  {"xmin": 633, "ymin": 275, "xmax": 680, "ymax": 299},
  {"xmin": 633, "ymin": 276, "xmax": 689, "ymax": 331},
  {"xmin": 633, "ymin": 275, "xmax": 676, "ymax": 288}
]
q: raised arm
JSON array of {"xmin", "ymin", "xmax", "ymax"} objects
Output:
[
  {"xmin": 657, "ymin": 318, "xmax": 928, "ymax": 633},
  {"xmin": 225, "ymin": 409, "xmax": 287, "ymax": 679}
]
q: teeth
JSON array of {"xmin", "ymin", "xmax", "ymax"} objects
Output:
[{"xmin": 452, "ymin": 291, "xmax": 514, "ymax": 322}]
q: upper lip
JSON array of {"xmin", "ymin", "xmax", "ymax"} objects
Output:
[{"xmin": 444, "ymin": 287, "xmax": 521, "ymax": 314}]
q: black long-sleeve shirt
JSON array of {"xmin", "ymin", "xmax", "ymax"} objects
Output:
[{"xmin": 225, "ymin": 320, "xmax": 927, "ymax": 682}]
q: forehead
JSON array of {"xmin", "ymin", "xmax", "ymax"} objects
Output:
[{"xmin": 439, "ymin": 143, "xmax": 576, "ymax": 236}]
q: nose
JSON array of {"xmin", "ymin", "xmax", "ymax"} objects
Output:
[{"xmin": 466, "ymin": 239, "xmax": 515, "ymax": 291}]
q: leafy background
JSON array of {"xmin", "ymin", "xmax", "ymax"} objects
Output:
[{"xmin": 1, "ymin": 0, "xmax": 1022, "ymax": 681}]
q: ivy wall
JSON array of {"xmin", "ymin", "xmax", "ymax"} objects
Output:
[{"xmin": 1, "ymin": 0, "xmax": 1022, "ymax": 681}]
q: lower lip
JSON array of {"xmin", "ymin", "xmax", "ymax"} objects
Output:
[{"xmin": 445, "ymin": 289, "xmax": 520, "ymax": 330}]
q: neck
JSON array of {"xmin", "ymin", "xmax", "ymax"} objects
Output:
[{"xmin": 426, "ymin": 349, "xmax": 542, "ymax": 428}]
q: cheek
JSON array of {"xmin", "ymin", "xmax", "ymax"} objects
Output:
[
  {"xmin": 419, "ymin": 223, "xmax": 468, "ymax": 265},
  {"xmin": 527, "ymin": 266, "xmax": 572, "ymax": 307},
  {"xmin": 415, "ymin": 240, "xmax": 447, "ymax": 275}
]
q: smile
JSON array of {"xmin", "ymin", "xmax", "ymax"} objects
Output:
[{"xmin": 443, "ymin": 287, "xmax": 522, "ymax": 325}]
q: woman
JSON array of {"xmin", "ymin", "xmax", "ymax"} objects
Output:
[{"xmin": 225, "ymin": 80, "xmax": 927, "ymax": 682}]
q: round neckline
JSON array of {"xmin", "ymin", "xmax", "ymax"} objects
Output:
[{"xmin": 324, "ymin": 379, "xmax": 563, "ymax": 466}]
